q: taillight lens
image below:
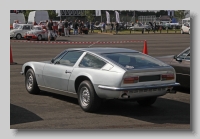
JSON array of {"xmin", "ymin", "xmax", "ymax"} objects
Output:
[
  {"xmin": 161, "ymin": 74, "xmax": 174, "ymax": 80},
  {"xmin": 123, "ymin": 77, "xmax": 139, "ymax": 84}
]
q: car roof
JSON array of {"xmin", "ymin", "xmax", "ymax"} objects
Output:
[{"xmin": 66, "ymin": 47, "xmax": 139, "ymax": 54}]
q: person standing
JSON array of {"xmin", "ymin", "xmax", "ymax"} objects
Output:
[
  {"xmin": 64, "ymin": 20, "xmax": 68, "ymax": 36},
  {"xmin": 91, "ymin": 22, "xmax": 94, "ymax": 33},
  {"xmin": 73, "ymin": 20, "xmax": 79, "ymax": 35},
  {"xmin": 111, "ymin": 22, "xmax": 114, "ymax": 33},
  {"xmin": 102, "ymin": 22, "xmax": 106, "ymax": 32},
  {"xmin": 58, "ymin": 20, "xmax": 63, "ymax": 37},
  {"xmin": 13, "ymin": 20, "xmax": 18, "ymax": 29},
  {"xmin": 47, "ymin": 19, "xmax": 56, "ymax": 41},
  {"xmin": 33, "ymin": 21, "xmax": 38, "ymax": 25},
  {"xmin": 115, "ymin": 22, "xmax": 119, "ymax": 34}
]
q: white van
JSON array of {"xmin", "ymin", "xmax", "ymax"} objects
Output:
[
  {"xmin": 10, "ymin": 13, "xmax": 25, "ymax": 26},
  {"xmin": 28, "ymin": 10, "xmax": 49, "ymax": 24}
]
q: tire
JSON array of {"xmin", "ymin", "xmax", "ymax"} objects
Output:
[
  {"xmin": 16, "ymin": 33, "xmax": 22, "ymax": 40},
  {"xmin": 78, "ymin": 80, "xmax": 102, "ymax": 112},
  {"xmin": 181, "ymin": 29, "xmax": 184, "ymax": 34},
  {"xmin": 137, "ymin": 97, "xmax": 157, "ymax": 106},
  {"xmin": 25, "ymin": 68, "xmax": 40, "ymax": 94},
  {"xmin": 37, "ymin": 34, "xmax": 42, "ymax": 41},
  {"xmin": 189, "ymin": 30, "xmax": 190, "ymax": 34},
  {"xmin": 10, "ymin": 37, "xmax": 13, "ymax": 39}
]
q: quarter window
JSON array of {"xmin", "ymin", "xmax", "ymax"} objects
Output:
[
  {"xmin": 58, "ymin": 51, "xmax": 83, "ymax": 66},
  {"xmin": 177, "ymin": 49, "xmax": 190, "ymax": 60},
  {"xmin": 79, "ymin": 54, "xmax": 106, "ymax": 69}
]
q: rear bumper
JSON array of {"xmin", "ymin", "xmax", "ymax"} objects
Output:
[{"xmin": 98, "ymin": 83, "xmax": 180, "ymax": 91}]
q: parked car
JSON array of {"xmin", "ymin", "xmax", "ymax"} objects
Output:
[
  {"xmin": 24, "ymin": 25, "xmax": 48, "ymax": 41},
  {"xmin": 94, "ymin": 23, "xmax": 103, "ymax": 30},
  {"xmin": 10, "ymin": 24, "xmax": 33, "ymax": 39},
  {"xmin": 129, "ymin": 23, "xmax": 151, "ymax": 33},
  {"xmin": 118, "ymin": 22, "xmax": 126, "ymax": 30},
  {"xmin": 181, "ymin": 22, "xmax": 190, "ymax": 34},
  {"xmin": 21, "ymin": 48, "xmax": 179, "ymax": 112},
  {"xmin": 157, "ymin": 47, "xmax": 190, "ymax": 88}
]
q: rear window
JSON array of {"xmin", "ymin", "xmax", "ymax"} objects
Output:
[{"xmin": 102, "ymin": 53, "xmax": 168, "ymax": 69}]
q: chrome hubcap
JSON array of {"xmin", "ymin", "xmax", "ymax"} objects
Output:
[
  {"xmin": 38, "ymin": 36, "xmax": 41, "ymax": 40},
  {"xmin": 27, "ymin": 73, "xmax": 33, "ymax": 89},
  {"xmin": 80, "ymin": 87, "xmax": 90, "ymax": 107},
  {"xmin": 17, "ymin": 34, "xmax": 21, "ymax": 39}
]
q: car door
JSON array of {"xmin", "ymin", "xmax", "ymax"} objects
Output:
[
  {"xmin": 170, "ymin": 49, "xmax": 190, "ymax": 87},
  {"xmin": 22, "ymin": 25, "xmax": 31, "ymax": 36},
  {"xmin": 42, "ymin": 50, "xmax": 84, "ymax": 91}
]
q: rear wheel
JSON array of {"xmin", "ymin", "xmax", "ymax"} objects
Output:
[
  {"xmin": 78, "ymin": 80, "xmax": 102, "ymax": 112},
  {"xmin": 181, "ymin": 29, "xmax": 184, "ymax": 34},
  {"xmin": 25, "ymin": 68, "xmax": 40, "ymax": 94},
  {"xmin": 189, "ymin": 30, "xmax": 190, "ymax": 34},
  {"xmin": 37, "ymin": 34, "xmax": 42, "ymax": 41},
  {"xmin": 137, "ymin": 97, "xmax": 157, "ymax": 106}
]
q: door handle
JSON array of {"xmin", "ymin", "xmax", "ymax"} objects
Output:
[{"xmin": 65, "ymin": 70, "xmax": 71, "ymax": 73}]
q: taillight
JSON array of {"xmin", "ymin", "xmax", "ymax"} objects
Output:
[
  {"xmin": 123, "ymin": 77, "xmax": 139, "ymax": 84},
  {"xmin": 161, "ymin": 74, "xmax": 174, "ymax": 80}
]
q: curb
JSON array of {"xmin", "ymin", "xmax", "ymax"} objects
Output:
[
  {"xmin": 97, "ymin": 32, "xmax": 114, "ymax": 35},
  {"xmin": 10, "ymin": 40, "xmax": 144, "ymax": 44}
]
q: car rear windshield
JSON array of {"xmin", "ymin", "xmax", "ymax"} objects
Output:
[{"xmin": 102, "ymin": 52, "xmax": 168, "ymax": 69}]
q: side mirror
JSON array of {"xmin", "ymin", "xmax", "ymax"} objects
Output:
[
  {"xmin": 173, "ymin": 55, "xmax": 177, "ymax": 59},
  {"xmin": 51, "ymin": 58, "xmax": 54, "ymax": 63},
  {"xmin": 176, "ymin": 57, "xmax": 182, "ymax": 62}
]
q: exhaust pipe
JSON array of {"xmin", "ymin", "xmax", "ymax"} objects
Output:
[
  {"xmin": 166, "ymin": 88, "xmax": 177, "ymax": 94},
  {"xmin": 121, "ymin": 93, "xmax": 130, "ymax": 98}
]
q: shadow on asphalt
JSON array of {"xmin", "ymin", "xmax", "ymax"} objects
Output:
[
  {"xmin": 10, "ymin": 104, "xmax": 43, "ymax": 125},
  {"xmin": 174, "ymin": 86, "xmax": 190, "ymax": 94},
  {"xmin": 38, "ymin": 91, "xmax": 190, "ymax": 125},
  {"xmin": 97, "ymin": 98, "xmax": 190, "ymax": 124},
  {"xmin": 39, "ymin": 91, "xmax": 79, "ymax": 105}
]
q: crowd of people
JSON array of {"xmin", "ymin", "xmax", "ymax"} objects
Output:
[{"xmin": 44, "ymin": 19, "xmax": 96, "ymax": 41}]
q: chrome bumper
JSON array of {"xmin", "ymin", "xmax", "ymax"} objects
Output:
[{"xmin": 98, "ymin": 83, "xmax": 180, "ymax": 91}]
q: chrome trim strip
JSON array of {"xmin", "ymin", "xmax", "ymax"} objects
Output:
[
  {"xmin": 38, "ymin": 85, "xmax": 78, "ymax": 98},
  {"xmin": 20, "ymin": 72, "xmax": 24, "ymax": 75},
  {"xmin": 98, "ymin": 83, "xmax": 180, "ymax": 91},
  {"xmin": 176, "ymin": 73, "xmax": 190, "ymax": 76}
]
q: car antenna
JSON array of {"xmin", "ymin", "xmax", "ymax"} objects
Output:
[{"xmin": 88, "ymin": 40, "xmax": 99, "ymax": 48}]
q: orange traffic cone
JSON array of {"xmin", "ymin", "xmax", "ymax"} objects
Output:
[
  {"xmin": 142, "ymin": 40, "xmax": 148, "ymax": 54},
  {"xmin": 10, "ymin": 46, "xmax": 17, "ymax": 65}
]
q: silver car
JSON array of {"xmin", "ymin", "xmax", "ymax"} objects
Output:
[
  {"xmin": 10, "ymin": 24, "xmax": 33, "ymax": 39},
  {"xmin": 129, "ymin": 23, "xmax": 151, "ymax": 33},
  {"xmin": 21, "ymin": 48, "xmax": 179, "ymax": 112}
]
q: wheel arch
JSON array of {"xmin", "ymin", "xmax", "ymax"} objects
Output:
[
  {"xmin": 22, "ymin": 62, "xmax": 37, "ymax": 76},
  {"xmin": 74, "ymin": 75, "xmax": 94, "ymax": 93}
]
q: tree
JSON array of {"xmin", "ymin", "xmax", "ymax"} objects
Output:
[
  {"xmin": 174, "ymin": 10, "xmax": 188, "ymax": 19},
  {"xmin": 47, "ymin": 10, "xmax": 58, "ymax": 20},
  {"xmin": 23, "ymin": 10, "xmax": 34, "ymax": 22},
  {"xmin": 84, "ymin": 10, "xmax": 95, "ymax": 22}
]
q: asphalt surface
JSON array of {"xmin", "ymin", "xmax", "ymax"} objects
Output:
[{"xmin": 10, "ymin": 34, "xmax": 190, "ymax": 129}]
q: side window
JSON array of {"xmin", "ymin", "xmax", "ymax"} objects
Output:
[
  {"xmin": 53, "ymin": 51, "xmax": 66, "ymax": 64},
  {"xmin": 23, "ymin": 25, "xmax": 30, "ymax": 30},
  {"xmin": 177, "ymin": 49, "xmax": 190, "ymax": 60},
  {"xmin": 58, "ymin": 51, "xmax": 83, "ymax": 66},
  {"xmin": 79, "ymin": 54, "xmax": 106, "ymax": 69},
  {"xmin": 185, "ymin": 53, "xmax": 190, "ymax": 60}
]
